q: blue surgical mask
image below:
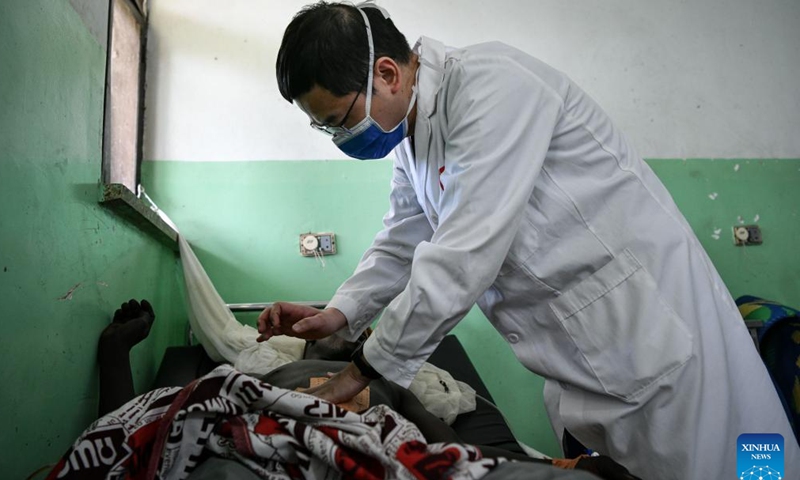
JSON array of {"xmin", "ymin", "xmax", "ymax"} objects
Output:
[{"xmin": 332, "ymin": 6, "xmax": 417, "ymax": 160}]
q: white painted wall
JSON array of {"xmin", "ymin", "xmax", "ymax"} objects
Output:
[{"xmin": 144, "ymin": 0, "xmax": 800, "ymax": 161}]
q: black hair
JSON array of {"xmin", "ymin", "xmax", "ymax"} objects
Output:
[{"xmin": 276, "ymin": 2, "xmax": 412, "ymax": 102}]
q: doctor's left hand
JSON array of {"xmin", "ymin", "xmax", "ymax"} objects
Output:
[{"xmin": 257, "ymin": 302, "xmax": 347, "ymax": 342}]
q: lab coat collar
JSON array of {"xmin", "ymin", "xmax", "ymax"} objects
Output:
[{"xmin": 412, "ymin": 36, "xmax": 447, "ymax": 119}]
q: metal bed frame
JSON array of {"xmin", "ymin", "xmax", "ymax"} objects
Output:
[{"xmin": 226, "ymin": 301, "xmax": 328, "ymax": 312}]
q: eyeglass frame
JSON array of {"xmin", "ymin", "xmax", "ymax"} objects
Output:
[{"xmin": 309, "ymin": 74, "xmax": 369, "ymax": 136}]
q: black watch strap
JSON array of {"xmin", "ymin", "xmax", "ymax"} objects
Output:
[{"xmin": 351, "ymin": 343, "xmax": 382, "ymax": 380}]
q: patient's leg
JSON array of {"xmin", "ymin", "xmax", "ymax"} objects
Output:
[{"xmin": 97, "ymin": 299, "xmax": 155, "ymax": 416}]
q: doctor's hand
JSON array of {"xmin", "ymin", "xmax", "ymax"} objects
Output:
[
  {"xmin": 256, "ymin": 302, "xmax": 347, "ymax": 342},
  {"xmin": 298, "ymin": 361, "xmax": 371, "ymax": 405}
]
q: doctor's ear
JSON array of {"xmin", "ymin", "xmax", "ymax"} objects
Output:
[{"xmin": 373, "ymin": 56, "xmax": 402, "ymax": 93}]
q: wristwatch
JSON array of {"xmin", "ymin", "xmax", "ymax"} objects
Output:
[{"xmin": 351, "ymin": 343, "xmax": 382, "ymax": 380}]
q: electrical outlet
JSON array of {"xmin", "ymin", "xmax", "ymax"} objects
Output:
[
  {"xmin": 318, "ymin": 234, "xmax": 335, "ymax": 253},
  {"xmin": 299, "ymin": 232, "xmax": 337, "ymax": 256},
  {"xmin": 733, "ymin": 225, "xmax": 763, "ymax": 246}
]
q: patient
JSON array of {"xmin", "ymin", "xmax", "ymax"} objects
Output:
[{"xmin": 93, "ymin": 299, "xmax": 640, "ymax": 480}]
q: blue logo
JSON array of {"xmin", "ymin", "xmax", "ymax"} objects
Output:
[{"xmin": 737, "ymin": 433, "xmax": 784, "ymax": 479}]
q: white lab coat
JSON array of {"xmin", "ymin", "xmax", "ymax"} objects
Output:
[{"xmin": 328, "ymin": 37, "xmax": 799, "ymax": 479}]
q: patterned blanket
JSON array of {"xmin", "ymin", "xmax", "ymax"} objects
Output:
[{"xmin": 46, "ymin": 365, "xmax": 502, "ymax": 480}]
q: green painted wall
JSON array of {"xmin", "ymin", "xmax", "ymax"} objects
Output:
[
  {"xmin": 0, "ymin": 1, "xmax": 188, "ymax": 477},
  {"xmin": 143, "ymin": 158, "xmax": 800, "ymax": 458},
  {"xmin": 648, "ymin": 159, "xmax": 800, "ymax": 305}
]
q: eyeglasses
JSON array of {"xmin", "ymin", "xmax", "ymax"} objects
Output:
[{"xmin": 309, "ymin": 76, "xmax": 367, "ymax": 136}]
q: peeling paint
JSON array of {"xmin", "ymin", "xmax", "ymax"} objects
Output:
[
  {"xmin": 708, "ymin": 192, "xmax": 719, "ymax": 200},
  {"xmin": 754, "ymin": 214, "xmax": 760, "ymax": 222},
  {"xmin": 712, "ymin": 228, "xmax": 722, "ymax": 240},
  {"xmin": 734, "ymin": 164, "xmax": 740, "ymax": 172},
  {"xmin": 96, "ymin": 281, "xmax": 108, "ymax": 287},
  {"xmin": 737, "ymin": 215, "xmax": 744, "ymax": 224},
  {"xmin": 57, "ymin": 283, "xmax": 82, "ymax": 301}
]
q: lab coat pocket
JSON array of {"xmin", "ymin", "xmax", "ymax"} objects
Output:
[{"xmin": 549, "ymin": 249, "xmax": 693, "ymax": 401}]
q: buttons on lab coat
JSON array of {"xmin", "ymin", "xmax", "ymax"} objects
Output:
[{"xmin": 507, "ymin": 333, "xmax": 520, "ymax": 343}]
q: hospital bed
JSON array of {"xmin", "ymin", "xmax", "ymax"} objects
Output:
[{"xmin": 152, "ymin": 302, "xmax": 527, "ymax": 456}]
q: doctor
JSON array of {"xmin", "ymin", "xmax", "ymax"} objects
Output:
[{"xmin": 259, "ymin": 2, "xmax": 799, "ymax": 478}]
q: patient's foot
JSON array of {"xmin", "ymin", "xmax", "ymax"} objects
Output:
[
  {"xmin": 97, "ymin": 299, "xmax": 154, "ymax": 416},
  {"xmin": 99, "ymin": 299, "xmax": 156, "ymax": 353}
]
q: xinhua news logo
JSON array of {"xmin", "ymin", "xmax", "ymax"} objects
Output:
[{"xmin": 737, "ymin": 433, "xmax": 784, "ymax": 480}]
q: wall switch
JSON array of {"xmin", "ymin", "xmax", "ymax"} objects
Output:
[
  {"xmin": 300, "ymin": 232, "xmax": 337, "ymax": 256},
  {"xmin": 733, "ymin": 225, "xmax": 762, "ymax": 246}
]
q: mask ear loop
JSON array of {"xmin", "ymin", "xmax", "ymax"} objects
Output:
[
  {"xmin": 356, "ymin": 4, "xmax": 416, "ymax": 132},
  {"xmin": 354, "ymin": 1, "xmax": 390, "ymax": 19},
  {"xmin": 355, "ymin": 7, "xmax": 375, "ymax": 117}
]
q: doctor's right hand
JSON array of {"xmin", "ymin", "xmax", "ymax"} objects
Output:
[{"xmin": 257, "ymin": 302, "xmax": 347, "ymax": 342}]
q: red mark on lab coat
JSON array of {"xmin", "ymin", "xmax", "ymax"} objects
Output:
[{"xmin": 438, "ymin": 166, "xmax": 445, "ymax": 190}]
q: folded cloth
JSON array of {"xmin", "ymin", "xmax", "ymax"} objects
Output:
[
  {"xmin": 179, "ymin": 236, "xmax": 476, "ymax": 424},
  {"xmin": 46, "ymin": 364, "xmax": 501, "ymax": 480},
  {"xmin": 408, "ymin": 363, "xmax": 476, "ymax": 425}
]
